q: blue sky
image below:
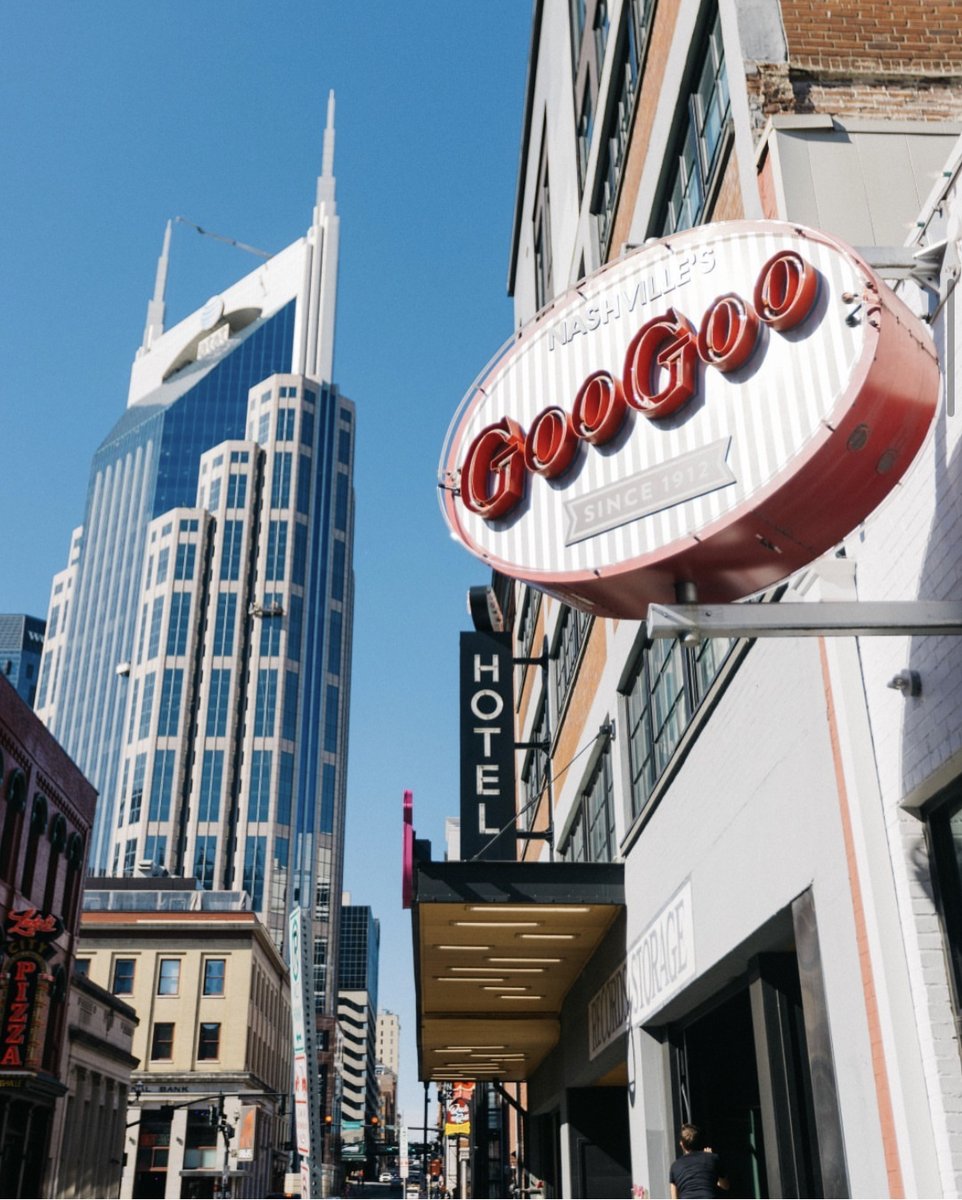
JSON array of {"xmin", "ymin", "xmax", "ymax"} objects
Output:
[{"xmin": 1, "ymin": 2, "xmax": 532, "ymax": 1125}]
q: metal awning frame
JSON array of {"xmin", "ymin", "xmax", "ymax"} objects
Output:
[{"xmin": 645, "ymin": 601, "xmax": 962, "ymax": 642}]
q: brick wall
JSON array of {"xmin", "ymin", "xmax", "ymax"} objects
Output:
[
  {"xmin": 780, "ymin": 0, "xmax": 962, "ymax": 76},
  {"xmin": 743, "ymin": 2, "xmax": 962, "ymax": 137}
]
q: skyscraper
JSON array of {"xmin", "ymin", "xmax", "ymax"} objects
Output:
[
  {"xmin": 337, "ymin": 904, "xmax": 380, "ymax": 1166},
  {"xmin": 36, "ymin": 94, "xmax": 352, "ymax": 1007}
]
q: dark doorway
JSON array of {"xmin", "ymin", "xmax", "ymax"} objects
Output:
[
  {"xmin": 670, "ymin": 952, "xmax": 826, "ymax": 1199},
  {"xmin": 673, "ymin": 988, "xmax": 767, "ymax": 1198},
  {"xmin": 567, "ymin": 1086, "xmax": 631, "ymax": 1198}
]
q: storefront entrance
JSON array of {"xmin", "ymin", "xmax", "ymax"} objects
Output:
[
  {"xmin": 567, "ymin": 1086, "xmax": 631, "ymax": 1199},
  {"xmin": 670, "ymin": 952, "xmax": 824, "ymax": 1199}
]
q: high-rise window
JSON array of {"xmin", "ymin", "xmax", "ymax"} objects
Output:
[
  {"xmin": 254, "ymin": 670, "xmax": 278, "ymax": 737},
  {"xmin": 149, "ymin": 752, "xmax": 176, "ymax": 821},
  {"xmin": 147, "ymin": 597, "xmax": 164, "ymax": 660},
  {"xmin": 167, "ymin": 592, "xmax": 191, "ymax": 655},
  {"xmin": 282, "ymin": 672, "xmax": 299, "ymax": 741},
  {"xmin": 144, "ymin": 833, "xmax": 167, "ymax": 867},
  {"xmin": 266, "ymin": 520, "xmax": 288, "ymax": 580},
  {"xmin": 194, "ymin": 835, "xmax": 217, "ymax": 889},
  {"xmin": 198, "ymin": 750, "xmax": 223, "ymax": 822},
  {"xmin": 139, "ymin": 672, "xmax": 156, "ymax": 739},
  {"xmin": 212, "ymin": 593, "xmax": 237, "ymax": 656},
  {"xmin": 335, "ymin": 475, "xmax": 349, "ymax": 532},
  {"xmin": 226, "ymin": 472, "xmax": 247, "ymax": 509},
  {"xmin": 220, "ymin": 520, "xmax": 244, "ymax": 581},
  {"xmin": 324, "ymin": 685, "xmax": 339, "ymax": 752},
  {"xmin": 260, "ymin": 597, "xmax": 283, "ymax": 656},
  {"xmin": 249, "ymin": 750, "xmax": 272, "ymax": 822},
  {"xmin": 271, "ymin": 451, "xmax": 293, "ymax": 508},
  {"xmin": 157, "ymin": 669, "xmax": 183, "ymax": 737},
  {"xmin": 243, "ymin": 836, "xmax": 266, "ymax": 910},
  {"xmin": 130, "ymin": 754, "xmax": 147, "ymax": 822},
  {"xmin": 174, "ymin": 542, "xmax": 196, "ymax": 580},
  {"xmin": 206, "ymin": 669, "xmax": 232, "ymax": 737}
]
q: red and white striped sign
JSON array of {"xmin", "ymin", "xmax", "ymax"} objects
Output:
[{"xmin": 439, "ymin": 221, "xmax": 939, "ymax": 617}]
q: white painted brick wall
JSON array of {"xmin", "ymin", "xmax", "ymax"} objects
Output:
[{"xmin": 841, "ymin": 162, "xmax": 962, "ymax": 1193}]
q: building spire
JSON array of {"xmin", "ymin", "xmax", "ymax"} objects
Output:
[
  {"xmin": 140, "ymin": 218, "xmax": 172, "ymax": 354},
  {"xmin": 322, "ymin": 89, "xmax": 335, "ymax": 180},
  {"xmin": 302, "ymin": 89, "xmax": 339, "ymax": 383},
  {"xmin": 315, "ymin": 90, "xmax": 337, "ymax": 219}
]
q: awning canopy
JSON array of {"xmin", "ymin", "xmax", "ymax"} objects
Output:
[{"xmin": 412, "ymin": 859, "xmax": 624, "ymax": 1083}]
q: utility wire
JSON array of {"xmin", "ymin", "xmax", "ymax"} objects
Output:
[{"xmin": 174, "ymin": 215, "xmax": 272, "ymax": 260}]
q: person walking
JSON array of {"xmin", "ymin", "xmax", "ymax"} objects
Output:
[{"xmin": 669, "ymin": 1123, "xmax": 730, "ymax": 1199}]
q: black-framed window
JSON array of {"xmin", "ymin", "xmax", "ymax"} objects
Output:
[
  {"xmin": 150, "ymin": 1021, "xmax": 175, "ymax": 1060},
  {"xmin": 516, "ymin": 588, "xmax": 543, "ymax": 699},
  {"xmin": 927, "ymin": 790, "xmax": 962, "ymax": 1016},
  {"xmin": 521, "ymin": 696, "xmax": 549, "ymax": 832},
  {"xmin": 592, "ymin": 0, "xmax": 655, "ymax": 251},
  {"xmin": 533, "ymin": 134, "xmax": 554, "ymax": 311},
  {"xmin": 659, "ymin": 5, "xmax": 731, "ymax": 235},
  {"xmin": 623, "ymin": 632, "xmax": 732, "ymax": 825},
  {"xmin": 560, "ymin": 745, "xmax": 614, "ymax": 863},
  {"xmin": 577, "ymin": 83, "xmax": 594, "ymax": 193},
  {"xmin": 554, "ymin": 605, "xmax": 592, "ymax": 717}
]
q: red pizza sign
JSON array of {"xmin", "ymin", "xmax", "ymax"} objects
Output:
[{"xmin": 439, "ymin": 221, "xmax": 939, "ymax": 618}]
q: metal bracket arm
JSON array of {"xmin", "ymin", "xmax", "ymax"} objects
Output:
[{"xmin": 646, "ymin": 601, "xmax": 962, "ymax": 642}]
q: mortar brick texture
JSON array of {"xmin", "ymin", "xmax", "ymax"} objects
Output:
[
  {"xmin": 743, "ymin": 2, "xmax": 962, "ymax": 140},
  {"xmin": 781, "ymin": 0, "xmax": 962, "ymax": 73}
]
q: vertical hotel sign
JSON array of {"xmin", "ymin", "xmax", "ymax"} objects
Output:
[
  {"xmin": 459, "ymin": 631, "xmax": 516, "ymax": 859},
  {"xmin": 289, "ymin": 907, "xmax": 320, "ymax": 1200}
]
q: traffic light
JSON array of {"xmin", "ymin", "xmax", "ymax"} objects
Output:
[
  {"xmin": 369, "ymin": 1115, "xmax": 380, "ymax": 1129},
  {"xmin": 324, "ymin": 1115, "xmax": 334, "ymax": 1126}
]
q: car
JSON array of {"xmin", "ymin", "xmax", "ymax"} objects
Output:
[{"xmin": 379, "ymin": 1172, "xmax": 393, "ymax": 1183}]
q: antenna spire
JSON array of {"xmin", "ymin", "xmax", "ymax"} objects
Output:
[
  {"xmin": 322, "ymin": 89, "xmax": 335, "ymax": 180},
  {"xmin": 141, "ymin": 218, "xmax": 172, "ymax": 353}
]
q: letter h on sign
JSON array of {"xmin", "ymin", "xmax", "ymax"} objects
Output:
[{"xmin": 459, "ymin": 631, "xmax": 516, "ymax": 860}]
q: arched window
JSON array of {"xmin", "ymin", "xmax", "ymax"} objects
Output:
[
  {"xmin": 1, "ymin": 766, "xmax": 27, "ymax": 880},
  {"xmin": 21, "ymin": 791, "xmax": 48, "ymax": 898}
]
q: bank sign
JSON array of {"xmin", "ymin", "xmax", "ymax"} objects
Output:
[{"xmin": 439, "ymin": 221, "xmax": 938, "ymax": 618}]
